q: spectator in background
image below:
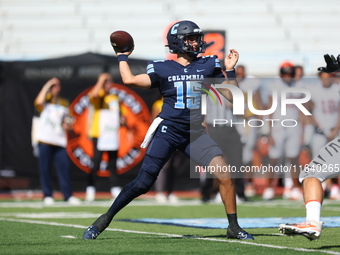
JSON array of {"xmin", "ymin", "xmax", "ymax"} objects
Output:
[
  {"xmin": 294, "ymin": 65, "xmax": 304, "ymax": 82},
  {"xmin": 262, "ymin": 62, "xmax": 304, "ymax": 201},
  {"xmin": 34, "ymin": 77, "xmax": 81, "ymax": 205},
  {"xmin": 294, "ymin": 65, "xmax": 313, "ymax": 90},
  {"xmin": 85, "ymin": 73, "xmax": 124, "ymax": 202}
]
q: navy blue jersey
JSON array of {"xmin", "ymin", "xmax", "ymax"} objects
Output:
[{"xmin": 147, "ymin": 55, "xmax": 224, "ymax": 125}]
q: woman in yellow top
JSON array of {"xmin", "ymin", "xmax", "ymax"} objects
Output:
[{"xmin": 85, "ymin": 73, "xmax": 123, "ymax": 202}]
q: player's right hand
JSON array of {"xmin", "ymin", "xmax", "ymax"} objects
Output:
[{"xmin": 317, "ymin": 54, "xmax": 340, "ymax": 73}]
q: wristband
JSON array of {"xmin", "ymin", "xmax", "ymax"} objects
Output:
[
  {"xmin": 226, "ymin": 69, "xmax": 236, "ymax": 79},
  {"xmin": 117, "ymin": 54, "xmax": 129, "ymax": 63}
]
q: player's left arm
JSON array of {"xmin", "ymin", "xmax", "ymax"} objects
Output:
[{"xmin": 216, "ymin": 49, "xmax": 239, "ymax": 102}]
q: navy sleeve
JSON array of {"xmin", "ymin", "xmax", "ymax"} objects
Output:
[{"xmin": 146, "ymin": 61, "xmax": 161, "ymax": 89}]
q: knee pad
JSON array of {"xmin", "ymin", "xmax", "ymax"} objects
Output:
[{"xmin": 131, "ymin": 170, "xmax": 157, "ymax": 195}]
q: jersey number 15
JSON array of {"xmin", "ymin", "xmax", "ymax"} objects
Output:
[{"xmin": 174, "ymin": 81, "xmax": 201, "ymax": 109}]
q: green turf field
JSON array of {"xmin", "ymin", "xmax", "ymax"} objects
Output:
[{"xmin": 1, "ymin": 197, "xmax": 340, "ymax": 255}]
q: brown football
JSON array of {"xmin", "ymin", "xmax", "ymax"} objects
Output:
[{"xmin": 109, "ymin": 30, "xmax": 134, "ymax": 53}]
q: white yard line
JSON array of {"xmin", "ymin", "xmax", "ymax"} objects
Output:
[
  {"xmin": 61, "ymin": 235, "xmax": 76, "ymax": 238},
  {"xmin": 1, "ymin": 217, "xmax": 340, "ymax": 255}
]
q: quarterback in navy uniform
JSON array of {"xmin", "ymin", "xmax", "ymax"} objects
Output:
[{"xmin": 83, "ymin": 20, "xmax": 254, "ymax": 240}]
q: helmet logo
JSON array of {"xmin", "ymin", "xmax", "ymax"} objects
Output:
[{"xmin": 171, "ymin": 23, "xmax": 179, "ymax": 34}]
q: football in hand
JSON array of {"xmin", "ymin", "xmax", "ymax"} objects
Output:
[{"xmin": 109, "ymin": 31, "xmax": 134, "ymax": 53}]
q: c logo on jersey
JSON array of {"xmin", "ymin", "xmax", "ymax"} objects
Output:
[
  {"xmin": 66, "ymin": 83, "xmax": 151, "ymax": 176},
  {"xmin": 161, "ymin": 126, "xmax": 168, "ymax": 133}
]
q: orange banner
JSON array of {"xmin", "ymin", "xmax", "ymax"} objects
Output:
[{"xmin": 67, "ymin": 83, "xmax": 151, "ymax": 176}]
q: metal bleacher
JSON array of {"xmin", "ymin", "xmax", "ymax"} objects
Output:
[{"xmin": 1, "ymin": 0, "xmax": 340, "ymax": 76}]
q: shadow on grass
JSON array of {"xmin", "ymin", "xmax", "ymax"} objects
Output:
[{"xmin": 317, "ymin": 245, "xmax": 340, "ymax": 250}]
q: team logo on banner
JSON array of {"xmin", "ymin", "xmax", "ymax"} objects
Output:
[{"xmin": 66, "ymin": 83, "xmax": 151, "ymax": 176}]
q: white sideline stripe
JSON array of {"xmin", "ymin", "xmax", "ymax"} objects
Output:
[
  {"xmin": 1, "ymin": 217, "xmax": 340, "ymax": 255},
  {"xmin": 61, "ymin": 235, "xmax": 76, "ymax": 239}
]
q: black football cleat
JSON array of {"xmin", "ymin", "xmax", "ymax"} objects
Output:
[
  {"xmin": 83, "ymin": 225, "xmax": 100, "ymax": 240},
  {"xmin": 227, "ymin": 227, "xmax": 255, "ymax": 240},
  {"xmin": 82, "ymin": 213, "xmax": 112, "ymax": 240}
]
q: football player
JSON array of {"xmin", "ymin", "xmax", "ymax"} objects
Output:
[
  {"xmin": 235, "ymin": 65, "xmax": 263, "ymax": 198},
  {"xmin": 278, "ymin": 54, "xmax": 340, "ymax": 240},
  {"xmin": 308, "ymin": 72, "xmax": 340, "ymax": 159},
  {"xmin": 83, "ymin": 20, "xmax": 254, "ymax": 240}
]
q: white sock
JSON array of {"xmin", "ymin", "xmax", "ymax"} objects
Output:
[
  {"xmin": 284, "ymin": 176, "xmax": 293, "ymax": 190},
  {"xmin": 86, "ymin": 186, "xmax": 96, "ymax": 194},
  {"xmin": 111, "ymin": 186, "xmax": 122, "ymax": 198},
  {"xmin": 305, "ymin": 200, "xmax": 321, "ymax": 222}
]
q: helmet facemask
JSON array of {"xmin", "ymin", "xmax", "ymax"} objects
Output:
[{"xmin": 181, "ymin": 34, "xmax": 206, "ymax": 57}]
